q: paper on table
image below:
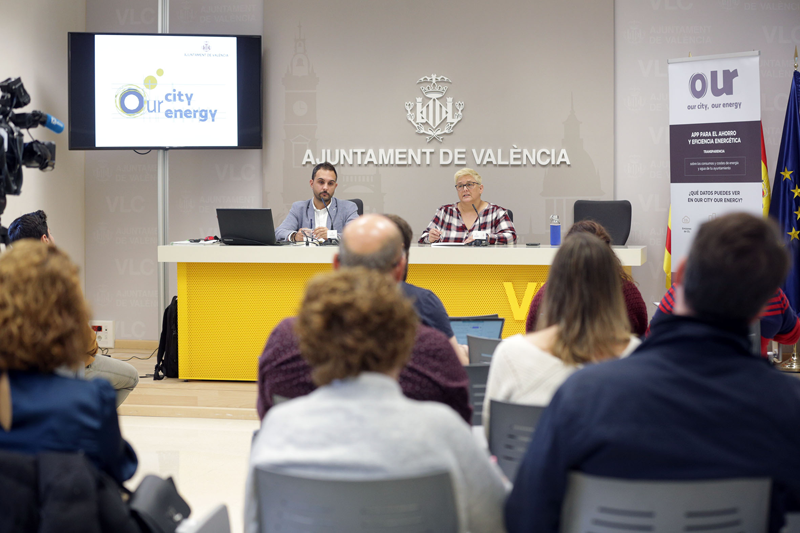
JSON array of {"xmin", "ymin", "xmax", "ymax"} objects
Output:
[{"xmin": 431, "ymin": 242, "xmax": 466, "ymax": 247}]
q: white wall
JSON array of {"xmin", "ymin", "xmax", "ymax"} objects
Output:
[{"xmin": 1, "ymin": 0, "xmax": 86, "ymax": 286}]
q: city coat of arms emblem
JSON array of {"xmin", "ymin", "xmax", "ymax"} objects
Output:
[{"xmin": 405, "ymin": 74, "xmax": 464, "ymax": 142}]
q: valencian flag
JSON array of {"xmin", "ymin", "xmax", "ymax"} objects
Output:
[
  {"xmin": 768, "ymin": 69, "xmax": 800, "ymax": 309},
  {"xmin": 664, "ymin": 206, "xmax": 672, "ymax": 289},
  {"xmin": 762, "ymin": 124, "xmax": 771, "ymax": 216}
]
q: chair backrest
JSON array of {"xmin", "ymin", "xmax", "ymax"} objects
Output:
[
  {"xmin": 255, "ymin": 467, "xmax": 459, "ymax": 533},
  {"xmin": 506, "ymin": 209, "xmax": 514, "ymax": 223},
  {"xmin": 272, "ymin": 394, "xmax": 290, "ymax": 405},
  {"xmin": 573, "ymin": 200, "xmax": 632, "ymax": 245},
  {"xmin": 177, "ymin": 504, "xmax": 230, "ymax": 533},
  {"xmin": 467, "ymin": 335, "xmax": 501, "ymax": 365},
  {"xmin": 464, "ymin": 364, "xmax": 491, "ymax": 426},
  {"xmin": 560, "ymin": 472, "xmax": 771, "ymax": 533},
  {"xmin": 487, "ymin": 400, "xmax": 545, "ymax": 482},
  {"xmin": 348, "ymin": 198, "xmax": 364, "ymax": 216}
]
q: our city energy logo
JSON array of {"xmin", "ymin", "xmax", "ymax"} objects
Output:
[{"xmin": 114, "ymin": 68, "xmax": 219, "ymax": 122}]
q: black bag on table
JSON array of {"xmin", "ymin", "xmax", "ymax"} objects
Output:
[{"xmin": 154, "ymin": 296, "xmax": 178, "ymax": 380}]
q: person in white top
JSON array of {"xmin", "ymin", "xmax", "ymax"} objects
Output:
[
  {"xmin": 246, "ymin": 268, "xmax": 507, "ymax": 533},
  {"xmin": 483, "ymin": 232, "xmax": 641, "ymax": 433}
]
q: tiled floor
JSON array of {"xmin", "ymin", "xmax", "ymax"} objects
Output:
[{"xmin": 120, "ymin": 416, "xmax": 259, "ymax": 533}]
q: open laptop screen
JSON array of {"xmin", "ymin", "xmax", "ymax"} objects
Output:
[{"xmin": 449, "ymin": 318, "xmax": 505, "ymax": 345}]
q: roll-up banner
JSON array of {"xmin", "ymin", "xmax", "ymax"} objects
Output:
[{"xmin": 668, "ymin": 51, "xmax": 761, "ymax": 267}]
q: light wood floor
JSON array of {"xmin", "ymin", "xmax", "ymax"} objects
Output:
[{"xmin": 110, "ymin": 343, "xmax": 259, "ymax": 421}]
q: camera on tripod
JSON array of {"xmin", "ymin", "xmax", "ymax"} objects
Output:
[{"xmin": 0, "ymin": 77, "xmax": 62, "ymax": 239}]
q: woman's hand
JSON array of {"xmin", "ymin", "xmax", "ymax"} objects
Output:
[{"xmin": 428, "ymin": 227, "xmax": 442, "ymax": 243}]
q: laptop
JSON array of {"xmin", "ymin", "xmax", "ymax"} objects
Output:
[
  {"xmin": 449, "ymin": 317, "xmax": 505, "ymax": 345},
  {"xmin": 216, "ymin": 208, "xmax": 279, "ymax": 246}
]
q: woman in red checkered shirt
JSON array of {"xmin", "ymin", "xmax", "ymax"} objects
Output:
[{"xmin": 419, "ymin": 168, "xmax": 517, "ymax": 245}]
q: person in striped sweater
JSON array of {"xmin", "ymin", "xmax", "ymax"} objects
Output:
[{"xmin": 650, "ymin": 284, "xmax": 800, "ymax": 356}]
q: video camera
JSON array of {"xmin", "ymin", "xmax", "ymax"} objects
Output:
[{"xmin": 0, "ymin": 77, "xmax": 62, "ymax": 243}]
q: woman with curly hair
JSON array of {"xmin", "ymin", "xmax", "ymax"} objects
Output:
[
  {"xmin": 246, "ymin": 268, "xmax": 506, "ymax": 533},
  {"xmin": 0, "ymin": 241, "xmax": 137, "ymax": 483}
]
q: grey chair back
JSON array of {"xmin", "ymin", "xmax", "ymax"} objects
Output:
[
  {"xmin": 348, "ymin": 198, "xmax": 364, "ymax": 216},
  {"xmin": 255, "ymin": 467, "xmax": 458, "ymax": 533},
  {"xmin": 573, "ymin": 200, "xmax": 632, "ymax": 245},
  {"xmin": 464, "ymin": 364, "xmax": 491, "ymax": 426},
  {"xmin": 467, "ymin": 335, "xmax": 501, "ymax": 365},
  {"xmin": 177, "ymin": 504, "xmax": 230, "ymax": 533},
  {"xmin": 488, "ymin": 400, "xmax": 544, "ymax": 482},
  {"xmin": 560, "ymin": 472, "xmax": 770, "ymax": 533},
  {"xmin": 272, "ymin": 394, "xmax": 290, "ymax": 405},
  {"xmin": 507, "ymin": 209, "xmax": 514, "ymax": 223}
]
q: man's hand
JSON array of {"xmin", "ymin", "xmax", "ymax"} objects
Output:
[
  {"xmin": 293, "ymin": 228, "xmax": 312, "ymax": 242},
  {"xmin": 311, "ymin": 227, "xmax": 329, "ymax": 241},
  {"xmin": 428, "ymin": 227, "xmax": 442, "ymax": 243}
]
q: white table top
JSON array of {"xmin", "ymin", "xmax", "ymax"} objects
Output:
[{"xmin": 158, "ymin": 243, "xmax": 647, "ymax": 266}]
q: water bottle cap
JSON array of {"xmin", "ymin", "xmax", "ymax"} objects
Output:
[{"xmin": 549, "ymin": 215, "xmax": 560, "ymax": 224}]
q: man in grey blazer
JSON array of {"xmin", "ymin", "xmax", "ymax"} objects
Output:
[{"xmin": 274, "ymin": 162, "xmax": 360, "ymax": 242}]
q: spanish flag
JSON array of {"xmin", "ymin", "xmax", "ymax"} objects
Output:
[
  {"xmin": 762, "ymin": 123, "xmax": 771, "ymax": 217},
  {"xmin": 664, "ymin": 206, "xmax": 671, "ymax": 289}
]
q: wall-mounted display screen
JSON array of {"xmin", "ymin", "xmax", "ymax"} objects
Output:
[{"xmin": 68, "ymin": 32, "xmax": 261, "ymax": 150}]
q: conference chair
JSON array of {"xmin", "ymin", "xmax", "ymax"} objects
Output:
[
  {"xmin": 560, "ymin": 472, "xmax": 770, "ymax": 533},
  {"xmin": 573, "ymin": 200, "xmax": 632, "ymax": 245},
  {"xmin": 347, "ymin": 198, "xmax": 364, "ymax": 216},
  {"xmin": 272, "ymin": 394, "xmax": 290, "ymax": 405},
  {"xmin": 255, "ymin": 467, "xmax": 458, "ymax": 533},
  {"xmin": 467, "ymin": 335, "xmax": 501, "ymax": 365},
  {"xmin": 488, "ymin": 400, "xmax": 545, "ymax": 482},
  {"xmin": 465, "ymin": 364, "xmax": 491, "ymax": 426},
  {"xmin": 176, "ymin": 504, "xmax": 230, "ymax": 533},
  {"xmin": 507, "ymin": 209, "xmax": 514, "ymax": 223}
]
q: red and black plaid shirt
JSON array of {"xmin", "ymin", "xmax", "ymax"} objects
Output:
[{"xmin": 419, "ymin": 203, "xmax": 517, "ymax": 244}]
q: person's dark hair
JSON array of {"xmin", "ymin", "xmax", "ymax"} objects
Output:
[
  {"xmin": 683, "ymin": 213, "xmax": 789, "ymax": 321},
  {"xmin": 0, "ymin": 240, "xmax": 91, "ymax": 373},
  {"xmin": 566, "ymin": 220, "xmax": 632, "ymax": 282},
  {"xmin": 537, "ymin": 232, "xmax": 630, "ymax": 364},
  {"xmin": 384, "ymin": 214, "xmax": 412, "ymax": 281},
  {"xmin": 295, "ymin": 268, "xmax": 418, "ymax": 386},
  {"xmin": 311, "ymin": 162, "xmax": 337, "ymax": 181},
  {"xmin": 7, "ymin": 210, "xmax": 48, "ymax": 243},
  {"xmin": 337, "ymin": 218, "xmax": 404, "ymax": 274}
]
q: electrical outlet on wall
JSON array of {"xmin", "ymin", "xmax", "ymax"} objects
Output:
[{"xmin": 89, "ymin": 321, "xmax": 115, "ymax": 349}]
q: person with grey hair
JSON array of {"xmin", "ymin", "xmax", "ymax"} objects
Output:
[{"xmin": 257, "ymin": 214, "xmax": 472, "ymax": 422}]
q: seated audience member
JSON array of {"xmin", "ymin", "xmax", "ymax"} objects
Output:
[
  {"xmin": 484, "ymin": 233, "xmax": 640, "ymax": 433},
  {"xmin": 419, "ymin": 168, "xmax": 516, "ymax": 244},
  {"xmin": 274, "ymin": 162, "xmax": 359, "ymax": 242},
  {"xmin": 525, "ymin": 220, "xmax": 647, "ymax": 336},
  {"xmin": 258, "ymin": 214, "xmax": 471, "ymax": 423},
  {"xmin": 0, "ymin": 241, "xmax": 137, "ymax": 484},
  {"xmin": 650, "ymin": 284, "xmax": 799, "ymax": 356},
  {"xmin": 7, "ymin": 210, "xmax": 139, "ymax": 406},
  {"xmin": 506, "ymin": 213, "xmax": 800, "ymax": 533},
  {"xmin": 385, "ymin": 213, "xmax": 468, "ymax": 364},
  {"xmin": 246, "ymin": 269, "xmax": 507, "ymax": 533}
]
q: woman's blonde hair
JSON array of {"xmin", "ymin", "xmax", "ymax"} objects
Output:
[
  {"xmin": 453, "ymin": 168, "xmax": 482, "ymax": 185},
  {"xmin": 295, "ymin": 268, "xmax": 419, "ymax": 386},
  {"xmin": 536, "ymin": 232, "xmax": 630, "ymax": 365},
  {"xmin": 0, "ymin": 241, "xmax": 91, "ymax": 372}
]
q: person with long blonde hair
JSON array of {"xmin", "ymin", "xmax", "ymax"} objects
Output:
[{"xmin": 483, "ymin": 232, "xmax": 640, "ymax": 430}]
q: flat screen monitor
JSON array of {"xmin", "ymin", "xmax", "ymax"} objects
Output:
[
  {"xmin": 68, "ymin": 32, "xmax": 262, "ymax": 150},
  {"xmin": 449, "ymin": 318, "xmax": 505, "ymax": 345}
]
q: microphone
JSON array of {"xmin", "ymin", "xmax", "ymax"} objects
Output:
[
  {"xmin": 471, "ymin": 204, "xmax": 488, "ymax": 246},
  {"xmin": 321, "ymin": 196, "xmax": 338, "ymax": 244},
  {"xmin": 9, "ymin": 111, "xmax": 64, "ymax": 133}
]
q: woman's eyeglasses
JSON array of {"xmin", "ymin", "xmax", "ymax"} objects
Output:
[{"xmin": 455, "ymin": 182, "xmax": 479, "ymax": 191}]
